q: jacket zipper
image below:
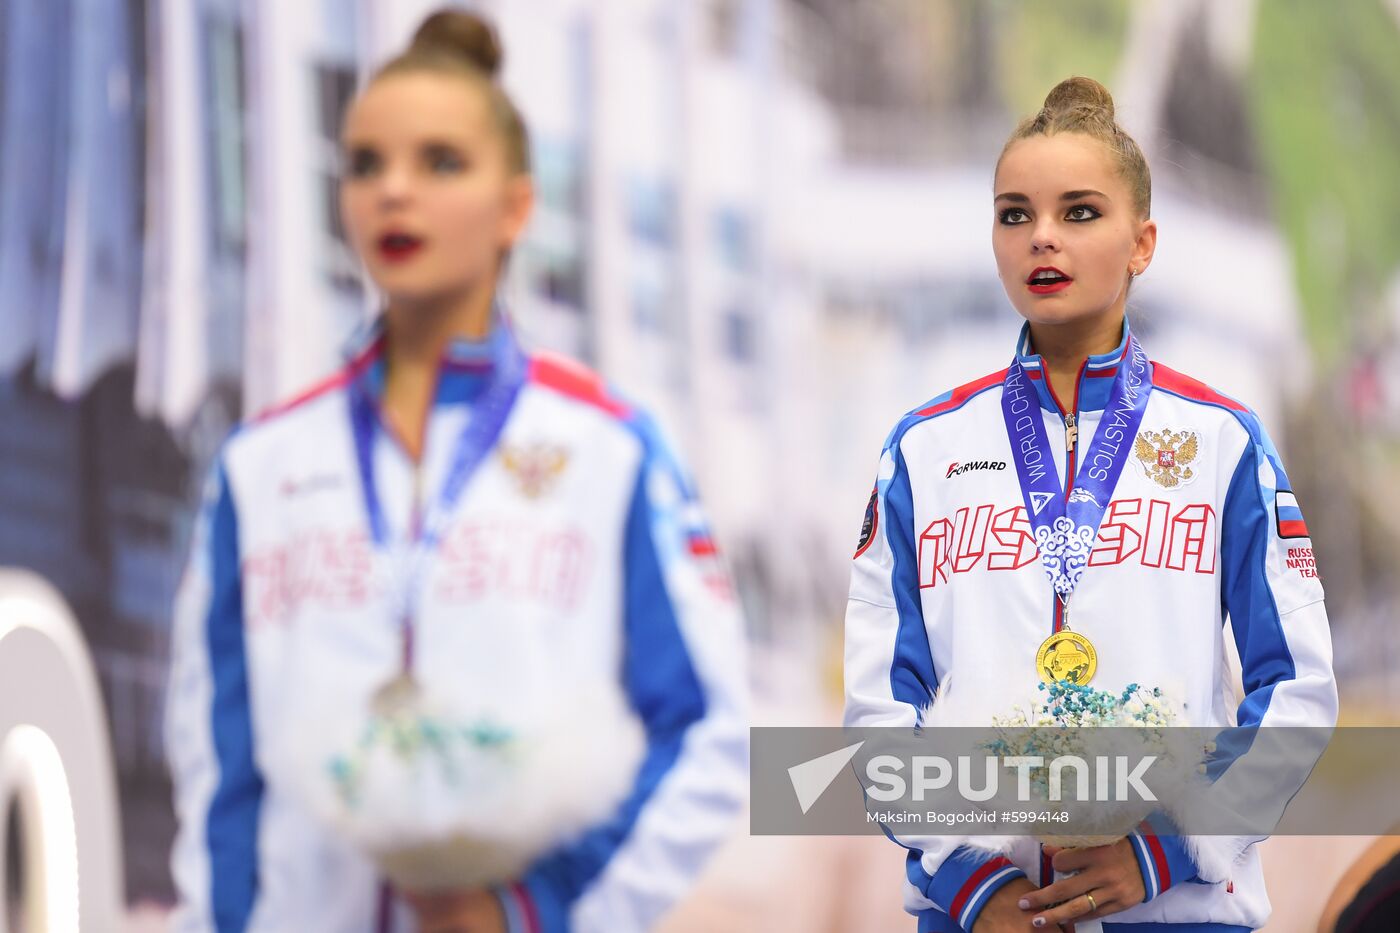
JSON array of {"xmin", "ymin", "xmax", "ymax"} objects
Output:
[
  {"xmin": 1044, "ymin": 361, "xmax": 1087, "ymax": 634},
  {"xmin": 400, "ymin": 364, "xmax": 441, "ymax": 674},
  {"xmin": 403, "ymin": 467, "xmax": 424, "ymax": 672}
]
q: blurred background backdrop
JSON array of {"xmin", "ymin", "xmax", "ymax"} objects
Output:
[{"xmin": 1, "ymin": 0, "xmax": 1398, "ymax": 929}]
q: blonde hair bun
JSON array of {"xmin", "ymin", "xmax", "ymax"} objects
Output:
[
  {"xmin": 411, "ymin": 9, "xmax": 503, "ymax": 78},
  {"xmin": 1042, "ymin": 76, "xmax": 1115, "ymax": 123}
]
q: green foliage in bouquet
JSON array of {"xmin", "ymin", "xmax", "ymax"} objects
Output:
[
  {"xmin": 986, "ymin": 681, "xmax": 1178, "ymax": 784},
  {"xmin": 329, "ymin": 715, "xmax": 516, "ymax": 810},
  {"xmin": 982, "ymin": 680, "xmax": 1191, "ymax": 845},
  {"xmin": 1001, "ymin": 681, "xmax": 1173, "ymax": 730}
]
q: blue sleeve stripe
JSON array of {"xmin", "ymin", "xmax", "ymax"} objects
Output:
[
  {"xmin": 924, "ymin": 848, "xmax": 1022, "ymax": 922},
  {"xmin": 523, "ymin": 450, "xmax": 707, "ymax": 920},
  {"xmin": 620, "ymin": 433, "xmax": 708, "ymax": 736},
  {"xmin": 884, "ymin": 444, "xmax": 939, "ymax": 713},
  {"xmin": 1236, "ymin": 684, "xmax": 1282, "ymax": 730},
  {"xmin": 1220, "ymin": 444, "xmax": 1296, "ymax": 732},
  {"xmin": 1128, "ymin": 831, "xmax": 1160, "ymax": 899},
  {"xmin": 957, "ymin": 864, "xmax": 1022, "ymax": 930},
  {"xmin": 204, "ymin": 466, "xmax": 263, "ymax": 931}
]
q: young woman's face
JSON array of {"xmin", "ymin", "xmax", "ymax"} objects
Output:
[
  {"xmin": 339, "ymin": 72, "xmax": 531, "ymax": 308},
  {"xmin": 992, "ymin": 133, "xmax": 1155, "ymax": 331}
]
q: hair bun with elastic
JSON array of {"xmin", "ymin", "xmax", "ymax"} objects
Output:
[
  {"xmin": 1042, "ymin": 75, "xmax": 1115, "ymax": 122},
  {"xmin": 411, "ymin": 9, "xmax": 503, "ymax": 77}
]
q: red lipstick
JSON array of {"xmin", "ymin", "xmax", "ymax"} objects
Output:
[
  {"xmin": 1026, "ymin": 265, "xmax": 1073, "ymax": 295},
  {"xmin": 378, "ymin": 232, "xmax": 424, "ymax": 263}
]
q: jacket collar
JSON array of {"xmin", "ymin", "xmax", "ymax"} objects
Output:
[
  {"xmin": 1012, "ymin": 317, "xmax": 1132, "ymax": 414},
  {"xmin": 342, "ymin": 306, "xmax": 522, "ymax": 406}
]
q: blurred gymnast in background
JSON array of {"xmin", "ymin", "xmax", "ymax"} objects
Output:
[{"xmin": 166, "ymin": 10, "xmax": 747, "ymax": 933}]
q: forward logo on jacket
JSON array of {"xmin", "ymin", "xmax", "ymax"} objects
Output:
[
  {"xmin": 278, "ymin": 473, "xmax": 343, "ymax": 498},
  {"xmin": 1134, "ymin": 429, "xmax": 1200, "ymax": 489},
  {"xmin": 945, "ymin": 460, "xmax": 1007, "ymax": 479},
  {"xmin": 500, "ymin": 442, "xmax": 570, "ymax": 498}
]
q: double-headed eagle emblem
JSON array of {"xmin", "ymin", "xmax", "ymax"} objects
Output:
[
  {"xmin": 1133, "ymin": 429, "xmax": 1199, "ymax": 489},
  {"xmin": 500, "ymin": 443, "xmax": 570, "ymax": 498}
]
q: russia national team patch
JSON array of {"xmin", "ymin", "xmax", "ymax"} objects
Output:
[
  {"xmin": 1275, "ymin": 490, "xmax": 1309, "ymax": 539},
  {"xmin": 854, "ymin": 486, "xmax": 879, "ymax": 558}
]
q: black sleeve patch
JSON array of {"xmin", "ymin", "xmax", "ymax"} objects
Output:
[{"xmin": 854, "ymin": 486, "xmax": 879, "ymax": 559}]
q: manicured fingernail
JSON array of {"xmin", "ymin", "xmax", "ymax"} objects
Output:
[
  {"xmin": 1018, "ymin": 899, "xmax": 1031, "ymax": 910},
  {"xmin": 1033, "ymin": 919, "xmax": 1046, "ymax": 928}
]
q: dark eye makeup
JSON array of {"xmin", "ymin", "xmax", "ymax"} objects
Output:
[
  {"xmin": 345, "ymin": 147, "xmax": 382, "ymax": 179},
  {"xmin": 997, "ymin": 204, "xmax": 1102, "ymax": 225},
  {"xmin": 424, "ymin": 144, "xmax": 467, "ymax": 174},
  {"xmin": 340, "ymin": 142, "xmax": 476, "ymax": 179}
]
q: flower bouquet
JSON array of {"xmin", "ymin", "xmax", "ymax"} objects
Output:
[
  {"xmin": 287, "ymin": 676, "xmax": 646, "ymax": 893},
  {"xmin": 981, "ymin": 680, "xmax": 1208, "ymax": 848}
]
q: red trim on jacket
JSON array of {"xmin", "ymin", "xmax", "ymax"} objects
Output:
[
  {"xmin": 529, "ymin": 353, "xmax": 632, "ymax": 419},
  {"xmin": 1151, "ymin": 362, "xmax": 1248, "ymax": 412}
]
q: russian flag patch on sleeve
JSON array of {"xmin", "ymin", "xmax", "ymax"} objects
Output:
[{"xmin": 1275, "ymin": 491, "xmax": 1309, "ymax": 539}]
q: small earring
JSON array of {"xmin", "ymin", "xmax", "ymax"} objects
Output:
[{"xmin": 1129, "ymin": 267, "xmax": 1139, "ymax": 278}]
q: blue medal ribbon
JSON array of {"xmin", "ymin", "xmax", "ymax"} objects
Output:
[
  {"xmin": 348, "ymin": 324, "xmax": 528, "ymax": 632},
  {"xmin": 1001, "ymin": 334, "xmax": 1153, "ymax": 603}
]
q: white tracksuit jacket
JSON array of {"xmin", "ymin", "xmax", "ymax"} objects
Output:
[
  {"xmin": 165, "ymin": 323, "xmax": 748, "ymax": 933},
  {"xmin": 844, "ymin": 322, "xmax": 1338, "ymax": 933}
]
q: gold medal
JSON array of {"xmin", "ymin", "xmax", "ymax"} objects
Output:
[{"xmin": 1036, "ymin": 630, "xmax": 1098, "ymax": 685}]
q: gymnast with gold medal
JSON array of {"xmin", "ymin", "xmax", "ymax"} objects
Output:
[{"xmin": 843, "ymin": 76, "xmax": 1338, "ymax": 933}]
